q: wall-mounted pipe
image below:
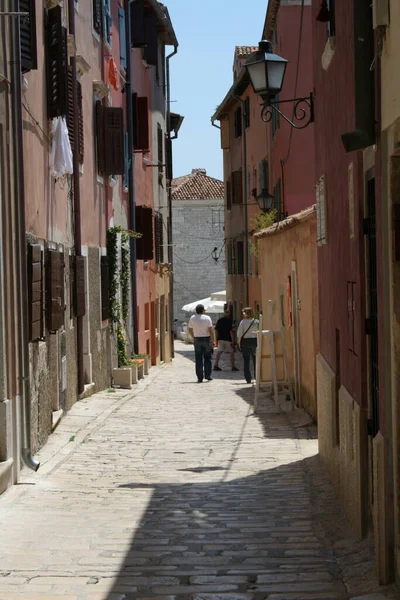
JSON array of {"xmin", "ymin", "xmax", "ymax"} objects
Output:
[{"xmin": 11, "ymin": 6, "xmax": 39, "ymax": 471}]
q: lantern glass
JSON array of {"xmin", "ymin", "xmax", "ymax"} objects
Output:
[{"xmin": 246, "ymin": 41, "xmax": 288, "ymax": 98}]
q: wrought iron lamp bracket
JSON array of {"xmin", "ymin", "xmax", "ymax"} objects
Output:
[{"xmin": 261, "ymin": 93, "xmax": 314, "ymax": 130}]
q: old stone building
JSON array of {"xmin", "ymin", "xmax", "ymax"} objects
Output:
[{"xmin": 171, "ymin": 169, "xmax": 225, "ymax": 328}]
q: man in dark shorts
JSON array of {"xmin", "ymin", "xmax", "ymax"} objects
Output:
[{"xmin": 213, "ymin": 311, "xmax": 239, "ymax": 372}]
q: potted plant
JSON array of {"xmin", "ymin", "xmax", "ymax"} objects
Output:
[
  {"xmin": 126, "ymin": 359, "xmax": 139, "ymax": 384},
  {"xmin": 131, "ymin": 353, "xmax": 149, "ymax": 376}
]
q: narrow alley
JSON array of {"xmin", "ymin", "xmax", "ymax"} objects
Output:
[{"xmin": 0, "ymin": 342, "xmax": 397, "ymax": 600}]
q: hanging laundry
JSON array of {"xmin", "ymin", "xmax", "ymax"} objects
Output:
[
  {"xmin": 108, "ymin": 57, "xmax": 120, "ymax": 91},
  {"xmin": 50, "ymin": 117, "xmax": 73, "ymax": 178}
]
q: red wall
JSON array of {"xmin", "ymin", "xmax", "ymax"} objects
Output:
[{"xmin": 313, "ymin": 0, "xmax": 366, "ymax": 406}]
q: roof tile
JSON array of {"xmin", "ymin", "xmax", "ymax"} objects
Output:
[{"xmin": 171, "ymin": 169, "xmax": 224, "ymax": 201}]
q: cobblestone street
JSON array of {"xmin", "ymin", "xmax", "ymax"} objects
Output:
[{"xmin": 0, "ymin": 342, "xmax": 398, "ymax": 600}]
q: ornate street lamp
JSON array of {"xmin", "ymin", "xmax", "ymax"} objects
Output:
[
  {"xmin": 256, "ymin": 189, "xmax": 274, "ymax": 212},
  {"xmin": 245, "ymin": 40, "xmax": 314, "ymax": 130}
]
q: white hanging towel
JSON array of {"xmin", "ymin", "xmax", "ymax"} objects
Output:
[{"xmin": 50, "ymin": 116, "xmax": 73, "ymax": 178}]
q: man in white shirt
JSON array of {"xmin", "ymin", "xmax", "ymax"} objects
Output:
[{"xmin": 188, "ymin": 304, "xmax": 216, "ymax": 382}]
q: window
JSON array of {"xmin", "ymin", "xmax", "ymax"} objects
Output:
[
  {"xmin": 75, "ymin": 256, "xmax": 86, "ymax": 317},
  {"xmin": 93, "ymin": 0, "xmax": 102, "ymax": 36},
  {"xmin": 272, "ymin": 95, "xmax": 280, "ymax": 135},
  {"xmin": 237, "ymin": 241, "xmax": 244, "ymax": 275},
  {"xmin": 46, "ymin": 6, "xmax": 68, "ymax": 119},
  {"xmin": 211, "ymin": 208, "xmax": 223, "ymax": 233},
  {"xmin": 232, "ymin": 242, "xmax": 237, "ymax": 274},
  {"xmin": 227, "ymin": 243, "xmax": 233, "ymax": 275},
  {"xmin": 46, "ymin": 249, "xmax": 65, "ymax": 333},
  {"xmin": 234, "ymin": 106, "xmax": 242, "ymax": 138},
  {"xmin": 316, "ymin": 175, "xmax": 328, "ymax": 244},
  {"xmin": 145, "ymin": 303, "xmax": 150, "ymax": 330},
  {"xmin": 95, "ymin": 103, "xmax": 125, "ymax": 175},
  {"xmin": 20, "ymin": 0, "xmax": 37, "ymax": 73},
  {"xmin": 244, "ymin": 97, "xmax": 250, "ymax": 128},
  {"xmin": 132, "ymin": 94, "xmax": 150, "ymax": 152},
  {"xmin": 67, "ymin": 67, "xmax": 84, "ymax": 164},
  {"xmin": 27, "ymin": 244, "xmax": 44, "ymax": 341},
  {"xmin": 136, "ymin": 206, "xmax": 154, "ymax": 260},
  {"xmin": 130, "ymin": 0, "xmax": 146, "ymax": 47},
  {"xmin": 118, "ymin": 8, "xmax": 127, "ymax": 69},
  {"xmin": 231, "ymin": 170, "xmax": 243, "ymax": 205},
  {"xmin": 143, "ymin": 14, "xmax": 158, "ymax": 67},
  {"xmin": 155, "ymin": 213, "xmax": 164, "ymax": 264},
  {"xmin": 258, "ymin": 158, "xmax": 269, "ymax": 195},
  {"xmin": 103, "ymin": 0, "xmax": 112, "ymax": 46},
  {"xmin": 226, "ymin": 177, "xmax": 232, "ymax": 211}
]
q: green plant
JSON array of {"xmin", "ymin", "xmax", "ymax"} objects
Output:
[
  {"xmin": 131, "ymin": 353, "xmax": 148, "ymax": 359},
  {"xmin": 120, "ymin": 234, "xmax": 130, "ymax": 323},
  {"xmin": 107, "ymin": 388, "xmax": 116, "ymax": 393},
  {"xmin": 117, "ymin": 324, "xmax": 128, "ymax": 367},
  {"xmin": 251, "ymin": 210, "xmax": 277, "ymax": 258},
  {"xmin": 69, "ymin": 435, "xmax": 75, "ymax": 442}
]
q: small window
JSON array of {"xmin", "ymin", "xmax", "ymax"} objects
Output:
[
  {"xmin": 327, "ymin": 0, "xmax": 336, "ymax": 37},
  {"xmin": 237, "ymin": 241, "xmax": 244, "ymax": 275},
  {"xmin": 211, "ymin": 208, "xmax": 223, "ymax": 233},
  {"xmin": 93, "ymin": 0, "xmax": 102, "ymax": 37},
  {"xmin": 244, "ymin": 97, "xmax": 250, "ymax": 128},
  {"xmin": 145, "ymin": 303, "xmax": 150, "ymax": 331},
  {"xmin": 103, "ymin": 0, "xmax": 112, "ymax": 46},
  {"xmin": 234, "ymin": 106, "xmax": 242, "ymax": 138},
  {"xmin": 20, "ymin": 0, "xmax": 38, "ymax": 73},
  {"xmin": 226, "ymin": 178, "xmax": 232, "ymax": 211}
]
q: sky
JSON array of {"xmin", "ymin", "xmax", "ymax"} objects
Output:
[{"xmin": 165, "ymin": 0, "xmax": 269, "ymax": 181}]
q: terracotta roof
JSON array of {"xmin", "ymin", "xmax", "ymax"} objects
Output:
[
  {"xmin": 171, "ymin": 169, "xmax": 224, "ymax": 201},
  {"xmin": 235, "ymin": 46, "xmax": 258, "ymax": 57},
  {"xmin": 254, "ymin": 205, "xmax": 316, "ymax": 238}
]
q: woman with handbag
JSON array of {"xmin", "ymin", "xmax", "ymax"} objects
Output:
[{"xmin": 237, "ymin": 307, "xmax": 259, "ymax": 384}]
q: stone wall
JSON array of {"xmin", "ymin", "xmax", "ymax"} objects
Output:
[{"xmin": 172, "ymin": 199, "xmax": 225, "ymax": 327}]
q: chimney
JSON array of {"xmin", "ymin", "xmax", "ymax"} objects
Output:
[{"xmin": 191, "ymin": 168, "xmax": 206, "ymax": 175}]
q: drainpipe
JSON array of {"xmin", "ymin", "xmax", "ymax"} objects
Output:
[
  {"xmin": 11, "ymin": 8, "xmax": 39, "ymax": 470},
  {"xmin": 67, "ymin": 0, "xmax": 84, "ymax": 394},
  {"xmin": 233, "ymin": 94, "xmax": 249, "ymax": 306},
  {"xmin": 125, "ymin": 0, "xmax": 138, "ymax": 354},
  {"xmin": 166, "ymin": 45, "xmax": 177, "ymax": 358}
]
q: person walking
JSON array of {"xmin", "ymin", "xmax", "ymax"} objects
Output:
[
  {"xmin": 214, "ymin": 310, "xmax": 239, "ymax": 372},
  {"xmin": 237, "ymin": 307, "xmax": 259, "ymax": 384},
  {"xmin": 188, "ymin": 304, "xmax": 216, "ymax": 383}
]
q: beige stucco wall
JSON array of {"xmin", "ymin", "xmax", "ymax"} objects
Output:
[
  {"xmin": 258, "ymin": 214, "xmax": 319, "ymax": 418},
  {"xmin": 381, "ymin": 1, "xmax": 400, "ymax": 132}
]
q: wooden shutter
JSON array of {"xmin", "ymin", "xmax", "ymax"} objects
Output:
[
  {"xmin": 93, "ymin": 0, "xmax": 102, "ymax": 35},
  {"xmin": 244, "ymin": 97, "xmax": 250, "ymax": 128},
  {"xmin": 143, "ymin": 14, "xmax": 158, "ymax": 67},
  {"xmin": 136, "ymin": 206, "xmax": 154, "ymax": 260},
  {"xmin": 155, "ymin": 213, "xmax": 164, "ymax": 264},
  {"xmin": 123, "ymin": 131, "xmax": 129, "ymax": 189},
  {"xmin": 19, "ymin": 0, "xmax": 37, "ymax": 73},
  {"xmin": 102, "ymin": 0, "xmax": 112, "ymax": 46},
  {"xmin": 135, "ymin": 96, "xmax": 149, "ymax": 152},
  {"xmin": 100, "ymin": 256, "xmax": 109, "ymax": 320},
  {"xmin": 46, "ymin": 7, "xmax": 68, "ymax": 118},
  {"xmin": 226, "ymin": 177, "xmax": 232, "ymax": 210},
  {"xmin": 96, "ymin": 101, "xmax": 106, "ymax": 174},
  {"xmin": 132, "ymin": 92, "xmax": 138, "ymax": 147},
  {"xmin": 66, "ymin": 67, "xmax": 75, "ymax": 156},
  {"xmin": 103, "ymin": 107, "xmax": 124, "ymax": 175},
  {"xmin": 237, "ymin": 241, "xmax": 244, "ymax": 275},
  {"xmin": 118, "ymin": 8, "xmax": 127, "ymax": 69},
  {"xmin": 46, "ymin": 249, "xmax": 65, "ymax": 332},
  {"xmin": 28, "ymin": 244, "xmax": 43, "ymax": 342},
  {"xmin": 75, "ymin": 256, "xmax": 86, "ymax": 317},
  {"xmin": 221, "ymin": 119, "xmax": 230, "ymax": 150},
  {"xmin": 130, "ymin": 0, "xmax": 146, "ymax": 47},
  {"xmin": 157, "ymin": 124, "xmax": 163, "ymax": 165},
  {"xmin": 232, "ymin": 170, "xmax": 243, "ymax": 205},
  {"xmin": 69, "ymin": 255, "xmax": 76, "ymax": 318},
  {"xmin": 77, "ymin": 80, "xmax": 84, "ymax": 164},
  {"xmin": 234, "ymin": 107, "xmax": 242, "ymax": 138},
  {"xmin": 227, "ymin": 243, "xmax": 232, "ymax": 275}
]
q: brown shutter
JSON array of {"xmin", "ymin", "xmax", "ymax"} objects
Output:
[
  {"xmin": 46, "ymin": 249, "xmax": 65, "ymax": 332},
  {"xmin": 155, "ymin": 213, "xmax": 164, "ymax": 264},
  {"xmin": 75, "ymin": 256, "xmax": 86, "ymax": 318},
  {"xmin": 232, "ymin": 170, "xmax": 243, "ymax": 205},
  {"xmin": 20, "ymin": 0, "xmax": 37, "ymax": 73},
  {"xmin": 143, "ymin": 14, "xmax": 158, "ymax": 66},
  {"xmin": 130, "ymin": 0, "xmax": 146, "ymax": 47},
  {"xmin": 96, "ymin": 100, "xmax": 106, "ymax": 174},
  {"xmin": 67, "ymin": 67, "xmax": 75, "ymax": 154},
  {"xmin": 69, "ymin": 255, "xmax": 76, "ymax": 318},
  {"xmin": 103, "ymin": 107, "xmax": 124, "ymax": 175},
  {"xmin": 157, "ymin": 123, "xmax": 163, "ymax": 165},
  {"xmin": 132, "ymin": 92, "xmax": 138, "ymax": 147},
  {"xmin": 135, "ymin": 96, "xmax": 149, "ymax": 152},
  {"xmin": 100, "ymin": 256, "xmax": 109, "ymax": 320},
  {"xmin": 226, "ymin": 177, "xmax": 232, "ymax": 210},
  {"xmin": 28, "ymin": 244, "xmax": 43, "ymax": 342},
  {"xmin": 46, "ymin": 6, "xmax": 68, "ymax": 118},
  {"xmin": 93, "ymin": 0, "xmax": 102, "ymax": 36},
  {"xmin": 136, "ymin": 206, "xmax": 154, "ymax": 260},
  {"xmin": 78, "ymin": 81, "xmax": 84, "ymax": 163}
]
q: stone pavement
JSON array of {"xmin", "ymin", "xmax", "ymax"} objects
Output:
[{"xmin": 0, "ymin": 341, "xmax": 399, "ymax": 600}]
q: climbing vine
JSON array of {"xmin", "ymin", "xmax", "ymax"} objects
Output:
[
  {"xmin": 251, "ymin": 210, "xmax": 277, "ymax": 258},
  {"xmin": 116, "ymin": 324, "xmax": 128, "ymax": 367},
  {"xmin": 121, "ymin": 234, "xmax": 130, "ymax": 323}
]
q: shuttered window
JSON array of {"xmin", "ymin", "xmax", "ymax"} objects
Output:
[
  {"xmin": 28, "ymin": 244, "xmax": 44, "ymax": 342},
  {"xmin": 46, "ymin": 249, "xmax": 65, "ymax": 333},
  {"xmin": 102, "ymin": 0, "xmax": 112, "ymax": 46},
  {"xmin": 69, "ymin": 255, "xmax": 76, "ymax": 318},
  {"xmin": 244, "ymin": 97, "xmax": 250, "ymax": 128},
  {"xmin": 67, "ymin": 67, "xmax": 84, "ymax": 164},
  {"xmin": 237, "ymin": 241, "xmax": 244, "ymax": 275},
  {"xmin": 157, "ymin": 123, "xmax": 163, "ymax": 165},
  {"xmin": 143, "ymin": 14, "xmax": 158, "ymax": 67},
  {"xmin": 118, "ymin": 8, "xmax": 127, "ymax": 69},
  {"xmin": 95, "ymin": 103, "xmax": 125, "ymax": 175},
  {"xmin": 93, "ymin": 0, "xmax": 102, "ymax": 35},
  {"xmin": 234, "ymin": 107, "xmax": 242, "ymax": 138},
  {"xmin": 46, "ymin": 6, "xmax": 68, "ymax": 119},
  {"xmin": 232, "ymin": 170, "xmax": 243, "ymax": 205},
  {"xmin": 133, "ymin": 95, "xmax": 150, "ymax": 152},
  {"xmin": 226, "ymin": 177, "xmax": 232, "ymax": 211},
  {"xmin": 123, "ymin": 131, "xmax": 129, "ymax": 189},
  {"xmin": 227, "ymin": 243, "xmax": 233, "ymax": 275},
  {"xmin": 136, "ymin": 206, "xmax": 154, "ymax": 260},
  {"xmin": 130, "ymin": 0, "xmax": 146, "ymax": 47},
  {"xmin": 100, "ymin": 256, "xmax": 109, "ymax": 320},
  {"xmin": 75, "ymin": 256, "xmax": 86, "ymax": 317},
  {"xmin": 19, "ymin": 0, "xmax": 37, "ymax": 73},
  {"xmin": 258, "ymin": 158, "xmax": 269, "ymax": 194},
  {"xmin": 155, "ymin": 213, "xmax": 164, "ymax": 264}
]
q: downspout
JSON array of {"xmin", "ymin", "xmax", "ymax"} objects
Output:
[
  {"xmin": 233, "ymin": 94, "xmax": 249, "ymax": 306},
  {"xmin": 11, "ymin": 9, "xmax": 39, "ymax": 470},
  {"xmin": 67, "ymin": 0, "xmax": 84, "ymax": 394},
  {"xmin": 125, "ymin": 0, "xmax": 138, "ymax": 353},
  {"xmin": 166, "ymin": 45, "xmax": 177, "ymax": 358}
]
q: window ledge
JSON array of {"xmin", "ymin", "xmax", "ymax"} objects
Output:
[
  {"xmin": 93, "ymin": 80, "xmax": 109, "ymax": 99},
  {"xmin": 321, "ymin": 36, "xmax": 336, "ymax": 71}
]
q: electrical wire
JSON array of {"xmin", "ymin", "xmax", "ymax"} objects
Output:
[
  {"xmin": 22, "ymin": 101, "xmax": 49, "ymax": 143},
  {"xmin": 283, "ymin": 0, "xmax": 305, "ymax": 164}
]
